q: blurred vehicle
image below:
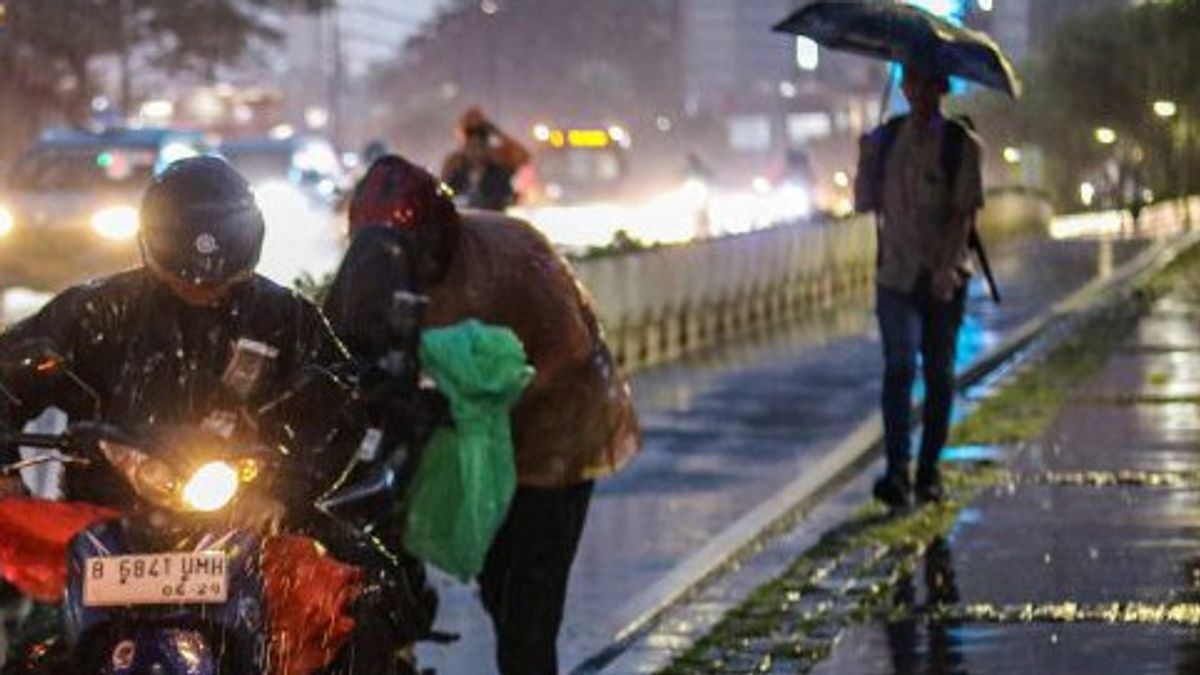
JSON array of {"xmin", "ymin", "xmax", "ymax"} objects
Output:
[
  {"xmin": 521, "ymin": 124, "xmax": 631, "ymax": 205},
  {"xmin": 0, "ymin": 127, "xmax": 206, "ymax": 290},
  {"xmin": 513, "ymin": 124, "xmax": 812, "ymax": 252},
  {"xmin": 219, "ymin": 134, "xmax": 347, "ymax": 209}
]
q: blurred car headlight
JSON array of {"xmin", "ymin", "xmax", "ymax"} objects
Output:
[
  {"xmin": 774, "ymin": 183, "xmax": 813, "ymax": 220},
  {"xmin": 0, "ymin": 205, "xmax": 14, "ymax": 238},
  {"xmin": 680, "ymin": 178, "xmax": 711, "ymax": 210},
  {"xmin": 91, "ymin": 206, "xmax": 139, "ymax": 241},
  {"xmin": 253, "ymin": 181, "xmax": 306, "ymax": 212}
]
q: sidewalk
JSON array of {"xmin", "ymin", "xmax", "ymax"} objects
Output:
[
  {"xmin": 421, "ymin": 235, "xmax": 1154, "ymax": 674},
  {"xmin": 658, "ymin": 244, "xmax": 1200, "ymax": 674}
]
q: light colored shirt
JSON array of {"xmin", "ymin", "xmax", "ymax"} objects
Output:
[{"xmin": 876, "ymin": 115, "xmax": 984, "ymax": 294}]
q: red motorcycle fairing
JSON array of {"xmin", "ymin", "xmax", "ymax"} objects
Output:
[
  {"xmin": 0, "ymin": 497, "xmax": 120, "ymax": 601},
  {"xmin": 2, "ymin": 498, "xmax": 364, "ymax": 675},
  {"xmin": 262, "ymin": 534, "xmax": 364, "ymax": 675}
]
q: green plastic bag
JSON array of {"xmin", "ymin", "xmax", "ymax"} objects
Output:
[{"xmin": 403, "ymin": 319, "xmax": 534, "ymax": 580}]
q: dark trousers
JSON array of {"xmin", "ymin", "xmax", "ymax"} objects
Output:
[
  {"xmin": 876, "ymin": 281, "xmax": 966, "ymax": 480},
  {"xmin": 479, "ymin": 480, "xmax": 594, "ymax": 675}
]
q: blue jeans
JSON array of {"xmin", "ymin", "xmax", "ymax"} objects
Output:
[{"xmin": 876, "ymin": 279, "xmax": 966, "ymax": 481}]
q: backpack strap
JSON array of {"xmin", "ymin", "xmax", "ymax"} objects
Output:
[
  {"xmin": 939, "ymin": 117, "xmax": 971, "ymax": 192},
  {"xmin": 870, "ymin": 115, "xmax": 908, "ymax": 270},
  {"xmin": 875, "ymin": 115, "xmax": 908, "ymax": 193}
]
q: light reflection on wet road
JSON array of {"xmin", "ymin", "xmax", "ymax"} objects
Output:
[
  {"xmin": 813, "ymin": 270, "xmax": 1200, "ymax": 675},
  {"xmin": 421, "ymin": 235, "xmax": 1151, "ymax": 674}
]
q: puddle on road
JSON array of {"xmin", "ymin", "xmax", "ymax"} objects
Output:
[
  {"xmin": 658, "ymin": 466, "xmax": 1004, "ymax": 675},
  {"xmin": 941, "ymin": 445, "xmax": 1006, "ymax": 464},
  {"xmin": 1079, "ymin": 392, "xmax": 1200, "ymax": 406},
  {"xmin": 1020, "ymin": 469, "xmax": 1200, "ymax": 488},
  {"xmin": 938, "ymin": 601, "xmax": 1200, "ymax": 626}
]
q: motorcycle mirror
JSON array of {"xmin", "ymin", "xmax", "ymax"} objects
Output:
[
  {"xmin": 1, "ymin": 338, "xmax": 65, "ymax": 375},
  {"xmin": 0, "ymin": 338, "xmax": 101, "ymax": 418}
]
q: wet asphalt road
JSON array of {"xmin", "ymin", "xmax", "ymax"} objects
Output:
[
  {"xmin": 420, "ymin": 234, "xmax": 1153, "ymax": 673},
  {"xmin": 814, "ymin": 266, "xmax": 1200, "ymax": 675}
]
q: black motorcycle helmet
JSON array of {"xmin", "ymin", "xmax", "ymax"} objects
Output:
[{"xmin": 139, "ymin": 156, "xmax": 265, "ymax": 305}]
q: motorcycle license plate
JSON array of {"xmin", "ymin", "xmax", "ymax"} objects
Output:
[{"xmin": 83, "ymin": 552, "xmax": 228, "ymax": 607}]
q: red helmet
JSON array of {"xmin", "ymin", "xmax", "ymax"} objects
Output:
[{"xmin": 348, "ymin": 155, "xmax": 460, "ymax": 286}]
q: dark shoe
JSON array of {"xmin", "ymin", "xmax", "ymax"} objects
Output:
[
  {"xmin": 873, "ymin": 471, "xmax": 911, "ymax": 510},
  {"xmin": 915, "ymin": 469, "xmax": 944, "ymax": 504}
]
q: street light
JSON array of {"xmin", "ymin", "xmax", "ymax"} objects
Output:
[
  {"xmin": 1003, "ymin": 147, "xmax": 1021, "ymax": 164},
  {"xmin": 1095, "ymin": 127, "xmax": 1117, "ymax": 145},
  {"xmin": 1151, "ymin": 100, "xmax": 1189, "ymax": 224},
  {"xmin": 1080, "ymin": 181, "xmax": 1096, "ymax": 207},
  {"xmin": 1154, "ymin": 100, "xmax": 1178, "ymax": 119},
  {"xmin": 796, "ymin": 37, "xmax": 819, "ymax": 71}
]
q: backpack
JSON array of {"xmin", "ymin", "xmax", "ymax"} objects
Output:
[{"xmin": 855, "ymin": 113, "xmax": 973, "ymax": 213}]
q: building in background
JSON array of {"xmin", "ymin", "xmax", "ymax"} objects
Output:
[
  {"xmin": 279, "ymin": 1, "xmax": 439, "ymax": 149},
  {"xmin": 678, "ymin": 0, "xmax": 887, "ymax": 207}
]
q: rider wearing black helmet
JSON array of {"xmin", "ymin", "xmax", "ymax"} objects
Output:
[
  {"xmin": 138, "ymin": 155, "xmax": 266, "ymax": 305},
  {"xmin": 0, "ymin": 156, "xmax": 433, "ymax": 673},
  {"xmin": 0, "ymin": 155, "xmax": 342, "ymax": 503}
]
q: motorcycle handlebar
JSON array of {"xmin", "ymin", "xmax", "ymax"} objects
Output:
[{"xmin": 1, "ymin": 432, "xmax": 71, "ymax": 451}]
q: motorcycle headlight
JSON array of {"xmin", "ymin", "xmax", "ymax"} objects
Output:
[
  {"xmin": 181, "ymin": 461, "xmax": 241, "ymax": 512},
  {"xmin": 100, "ymin": 441, "xmax": 256, "ymax": 513},
  {"xmin": 0, "ymin": 205, "xmax": 14, "ymax": 238},
  {"xmin": 90, "ymin": 206, "xmax": 139, "ymax": 241}
]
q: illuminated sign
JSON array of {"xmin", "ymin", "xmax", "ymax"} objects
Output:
[
  {"xmin": 566, "ymin": 129, "xmax": 611, "ymax": 148},
  {"xmin": 537, "ymin": 127, "xmax": 619, "ymax": 149}
]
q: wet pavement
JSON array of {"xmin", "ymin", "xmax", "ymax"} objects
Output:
[
  {"xmin": 807, "ymin": 253, "xmax": 1200, "ymax": 674},
  {"xmin": 418, "ymin": 234, "xmax": 1155, "ymax": 674}
]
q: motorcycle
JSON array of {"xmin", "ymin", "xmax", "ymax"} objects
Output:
[{"xmin": 0, "ymin": 343, "xmax": 407, "ymax": 675}]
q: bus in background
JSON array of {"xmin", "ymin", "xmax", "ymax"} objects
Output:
[{"xmin": 519, "ymin": 124, "xmax": 631, "ymax": 206}]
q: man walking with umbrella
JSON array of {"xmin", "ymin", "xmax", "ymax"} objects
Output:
[
  {"xmin": 858, "ymin": 59, "xmax": 984, "ymax": 507},
  {"xmin": 774, "ymin": 2, "xmax": 1018, "ymax": 507}
]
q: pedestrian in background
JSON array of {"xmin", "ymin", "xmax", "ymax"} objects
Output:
[
  {"xmin": 854, "ymin": 60, "xmax": 984, "ymax": 508},
  {"xmin": 441, "ymin": 107, "xmax": 531, "ymax": 211}
]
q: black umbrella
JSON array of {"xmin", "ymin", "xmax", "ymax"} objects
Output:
[{"xmin": 774, "ymin": 1, "xmax": 1020, "ymax": 99}]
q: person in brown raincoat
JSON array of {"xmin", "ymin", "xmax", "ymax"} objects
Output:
[
  {"xmin": 324, "ymin": 154, "xmax": 640, "ymax": 675},
  {"xmin": 440, "ymin": 107, "xmax": 531, "ymax": 212}
]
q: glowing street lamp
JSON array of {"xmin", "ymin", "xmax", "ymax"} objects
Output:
[
  {"xmin": 1079, "ymin": 181, "xmax": 1096, "ymax": 207},
  {"xmin": 795, "ymin": 37, "xmax": 819, "ymax": 71},
  {"xmin": 1153, "ymin": 100, "xmax": 1178, "ymax": 119},
  {"xmin": 1094, "ymin": 127, "xmax": 1117, "ymax": 145},
  {"xmin": 1002, "ymin": 147, "xmax": 1021, "ymax": 164}
]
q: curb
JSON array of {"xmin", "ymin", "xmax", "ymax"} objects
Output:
[{"xmin": 568, "ymin": 227, "xmax": 1200, "ymax": 675}]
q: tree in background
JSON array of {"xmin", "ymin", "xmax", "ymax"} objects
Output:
[
  {"xmin": 959, "ymin": 0, "xmax": 1200, "ymax": 209},
  {"xmin": 0, "ymin": 0, "xmax": 330, "ymax": 160},
  {"xmin": 368, "ymin": 0, "xmax": 681, "ymax": 172}
]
